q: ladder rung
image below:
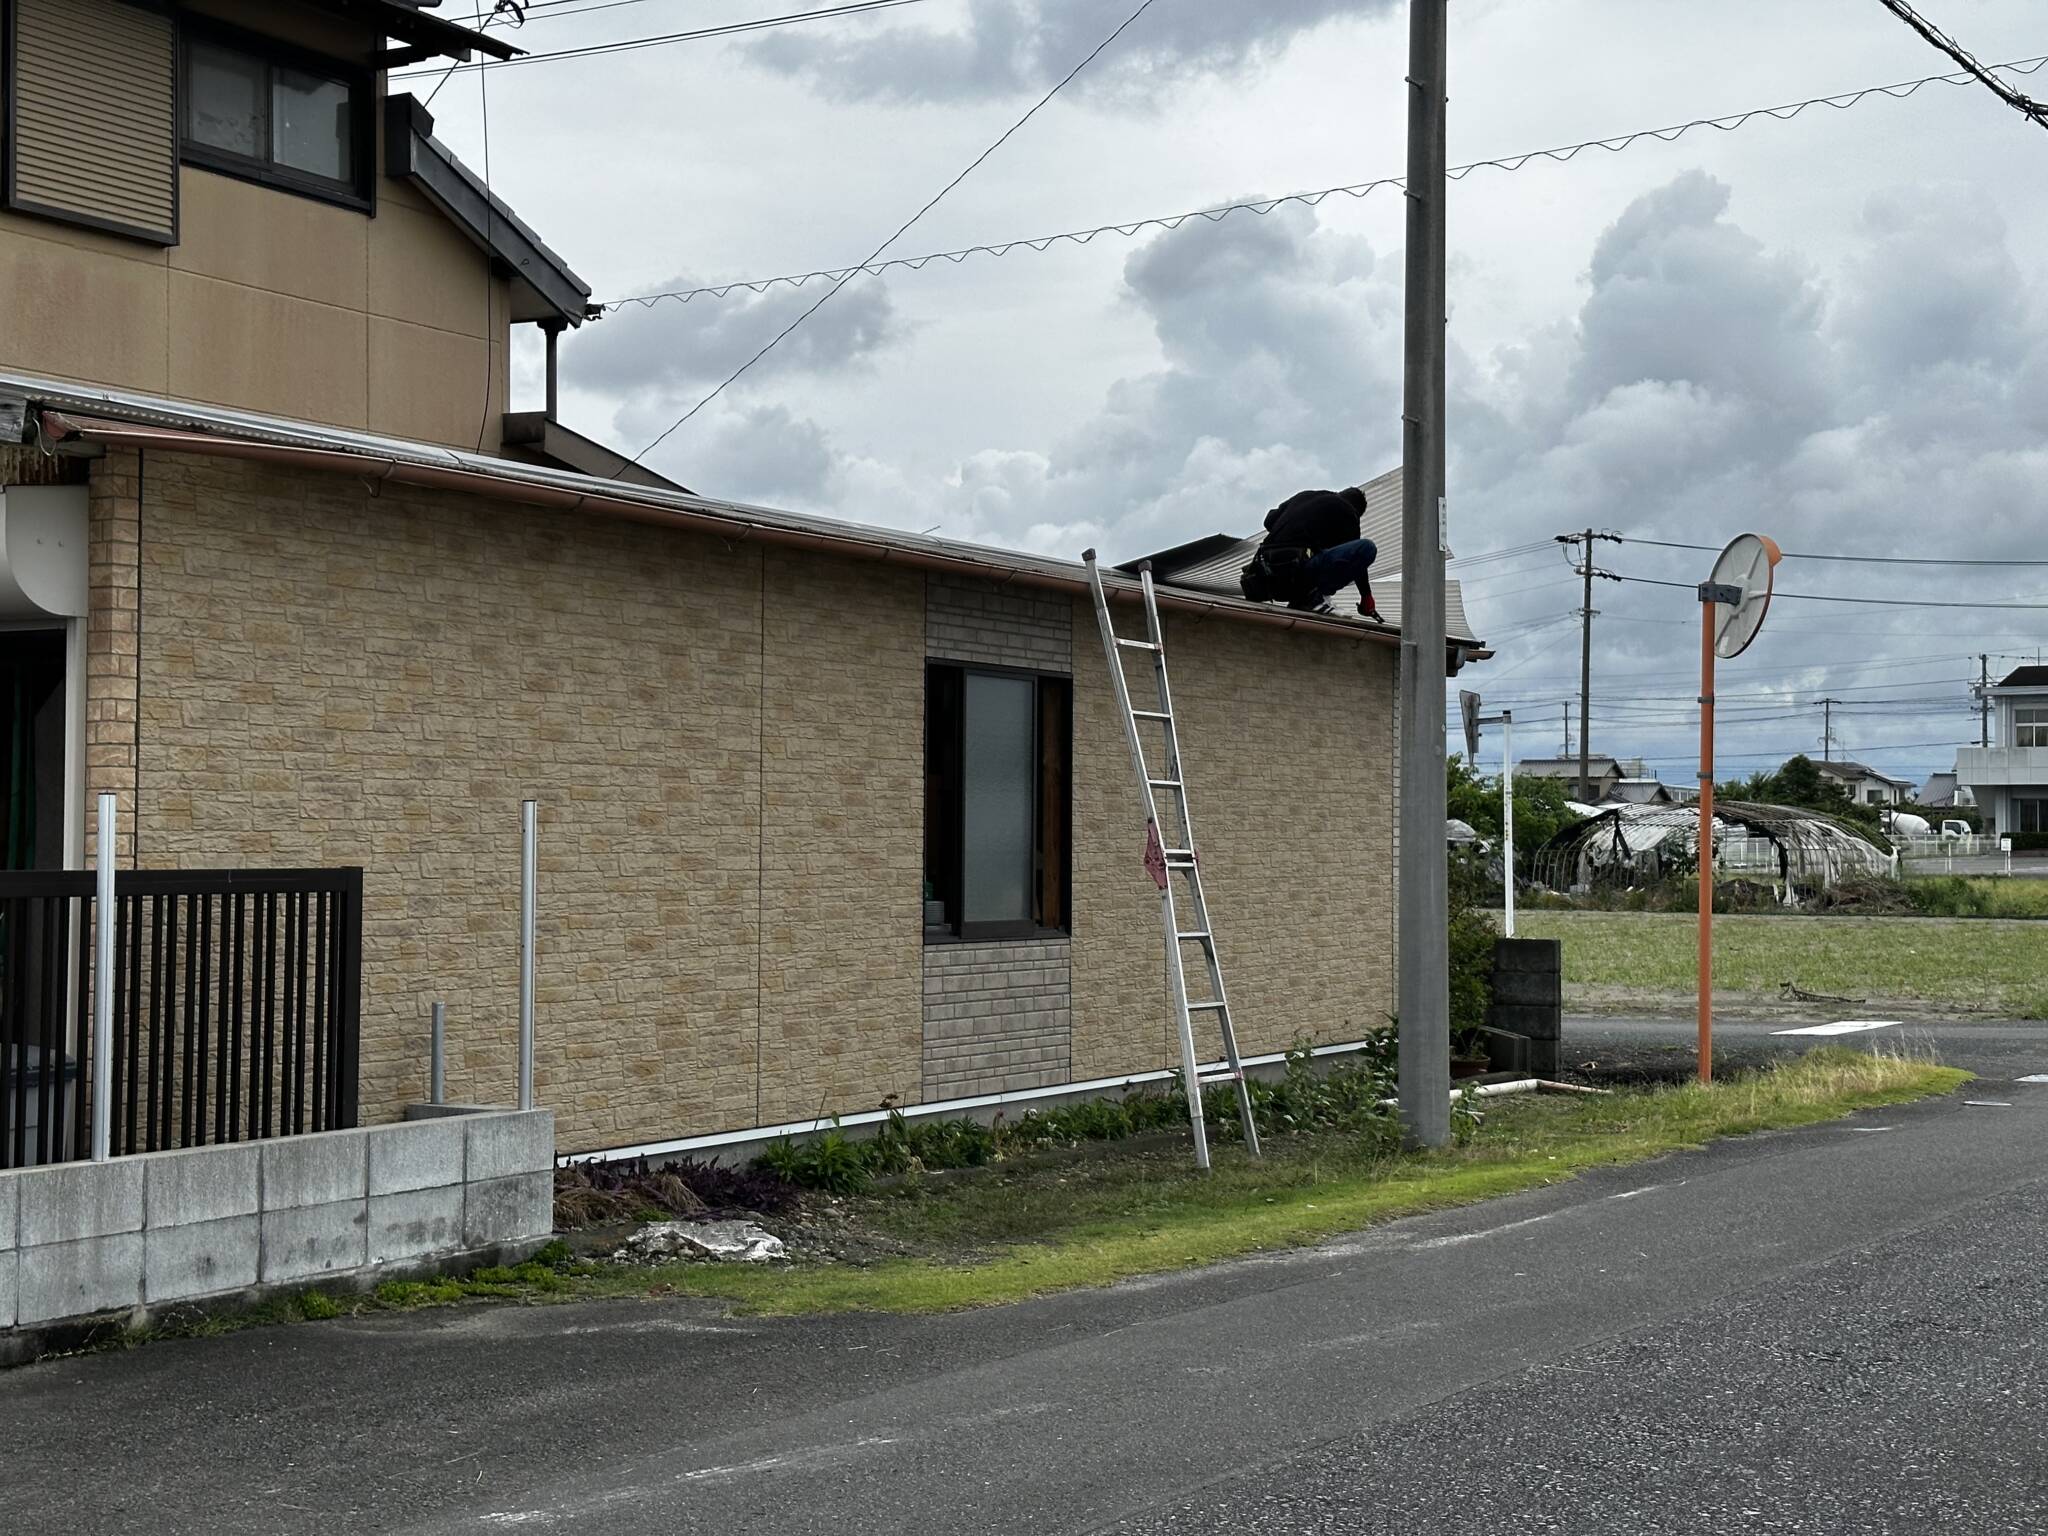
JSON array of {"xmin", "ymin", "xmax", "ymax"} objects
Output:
[
  {"xmin": 1163, "ymin": 849, "xmax": 1195, "ymax": 862},
  {"xmin": 1116, "ymin": 638, "xmax": 1161, "ymax": 653},
  {"xmin": 1148, "ymin": 777, "xmax": 1183, "ymax": 790},
  {"xmin": 1176, "ymin": 930, "xmax": 1211, "ymax": 943},
  {"xmin": 1188, "ymin": 1000, "xmax": 1228, "ymax": 1012},
  {"xmin": 1132, "ymin": 709, "xmax": 1172, "ymax": 722},
  {"xmin": 1198, "ymin": 1068, "xmax": 1242, "ymax": 1084}
]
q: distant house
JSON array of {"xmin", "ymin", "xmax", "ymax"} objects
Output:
[
  {"xmin": 1954, "ymin": 665, "xmax": 2048, "ymax": 838},
  {"xmin": 1815, "ymin": 760, "xmax": 1916, "ymax": 807},
  {"xmin": 1607, "ymin": 778, "xmax": 1677, "ymax": 806},
  {"xmin": 1518, "ymin": 757, "xmax": 1625, "ymax": 803},
  {"xmin": 1918, "ymin": 771, "xmax": 1961, "ymax": 809}
]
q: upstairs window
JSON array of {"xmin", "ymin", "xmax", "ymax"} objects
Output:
[
  {"xmin": 181, "ymin": 28, "xmax": 370, "ymax": 207},
  {"xmin": 2015, "ymin": 705, "xmax": 2048, "ymax": 750},
  {"xmin": 925, "ymin": 665, "xmax": 1071, "ymax": 941}
]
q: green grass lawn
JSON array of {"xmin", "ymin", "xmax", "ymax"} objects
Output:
[
  {"xmin": 1515, "ymin": 909, "xmax": 2048, "ymax": 1016},
  {"xmin": 130, "ymin": 1049, "xmax": 1964, "ymax": 1346}
]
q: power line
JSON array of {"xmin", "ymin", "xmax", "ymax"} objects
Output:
[
  {"xmin": 1874, "ymin": 0, "xmax": 2048, "ymax": 130},
  {"xmin": 623, "ymin": 0, "xmax": 1162, "ymax": 467},
  {"xmin": 393, "ymin": 0, "xmax": 944, "ymax": 81},
  {"xmin": 1619, "ymin": 534, "xmax": 2048, "ymax": 567},
  {"xmin": 1612, "ymin": 572, "xmax": 2048, "ymax": 611},
  {"xmin": 595, "ymin": 52, "xmax": 2048, "ymax": 309}
]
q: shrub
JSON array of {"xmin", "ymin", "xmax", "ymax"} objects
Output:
[
  {"xmin": 297, "ymin": 1291, "xmax": 341, "ymax": 1321},
  {"xmin": 1447, "ymin": 849, "xmax": 1496, "ymax": 1055}
]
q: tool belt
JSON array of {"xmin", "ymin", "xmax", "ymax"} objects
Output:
[{"xmin": 1239, "ymin": 544, "xmax": 1313, "ymax": 604}]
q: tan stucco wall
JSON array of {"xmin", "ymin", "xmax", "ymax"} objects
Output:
[
  {"xmin": 82, "ymin": 451, "xmax": 1397, "ymax": 1153},
  {"xmin": 0, "ymin": 113, "xmax": 510, "ymax": 451},
  {"xmin": 1069, "ymin": 601, "xmax": 1398, "ymax": 1082}
]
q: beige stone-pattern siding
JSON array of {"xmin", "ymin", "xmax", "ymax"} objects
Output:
[
  {"xmin": 109, "ymin": 450, "xmax": 932, "ymax": 1153},
  {"xmin": 1070, "ymin": 599, "xmax": 1399, "ymax": 1080},
  {"xmin": 87, "ymin": 450, "xmax": 1397, "ymax": 1152},
  {"xmin": 85, "ymin": 448, "xmax": 141, "ymax": 865},
  {"xmin": 758, "ymin": 553, "xmax": 924, "ymax": 1124}
]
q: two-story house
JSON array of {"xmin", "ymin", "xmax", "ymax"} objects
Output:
[
  {"xmin": 0, "ymin": 0, "xmax": 1429, "ymax": 1166},
  {"xmin": 1954, "ymin": 666, "xmax": 2048, "ymax": 840}
]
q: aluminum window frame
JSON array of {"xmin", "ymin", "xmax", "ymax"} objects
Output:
[
  {"xmin": 176, "ymin": 15, "xmax": 374, "ymax": 213},
  {"xmin": 924, "ymin": 659, "xmax": 1073, "ymax": 945}
]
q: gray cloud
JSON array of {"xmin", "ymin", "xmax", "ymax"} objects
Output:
[
  {"xmin": 564, "ymin": 280, "xmax": 906, "ymax": 403},
  {"xmin": 746, "ymin": 0, "xmax": 1396, "ymax": 105}
]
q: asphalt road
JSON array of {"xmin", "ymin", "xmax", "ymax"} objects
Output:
[{"xmin": 4, "ymin": 1014, "xmax": 2044, "ymax": 1535}]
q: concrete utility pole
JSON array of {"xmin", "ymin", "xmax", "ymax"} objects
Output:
[
  {"xmin": 1396, "ymin": 0, "xmax": 1450, "ymax": 1150},
  {"xmin": 1557, "ymin": 530, "xmax": 1621, "ymax": 801},
  {"xmin": 1980, "ymin": 654, "xmax": 1992, "ymax": 748},
  {"xmin": 1818, "ymin": 698, "xmax": 1840, "ymax": 763}
]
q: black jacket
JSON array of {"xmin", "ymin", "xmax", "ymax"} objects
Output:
[{"xmin": 1262, "ymin": 489, "xmax": 1360, "ymax": 554}]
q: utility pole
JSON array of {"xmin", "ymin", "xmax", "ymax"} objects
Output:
[
  {"xmin": 1818, "ymin": 697, "xmax": 1840, "ymax": 763},
  {"xmin": 1555, "ymin": 530, "xmax": 1622, "ymax": 801},
  {"xmin": 1980, "ymin": 654, "xmax": 1992, "ymax": 748},
  {"xmin": 1396, "ymin": 0, "xmax": 1450, "ymax": 1150},
  {"xmin": 1562, "ymin": 701, "xmax": 1572, "ymax": 757}
]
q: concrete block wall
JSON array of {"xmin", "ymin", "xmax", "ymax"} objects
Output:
[
  {"xmin": 0, "ymin": 1108, "xmax": 552, "ymax": 1333},
  {"xmin": 923, "ymin": 939, "xmax": 1073, "ymax": 1098}
]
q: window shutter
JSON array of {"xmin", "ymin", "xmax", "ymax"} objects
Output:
[{"xmin": 7, "ymin": 0, "xmax": 178, "ymax": 244}]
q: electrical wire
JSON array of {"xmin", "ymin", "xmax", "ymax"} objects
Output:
[
  {"xmin": 1875, "ymin": 0, "xmax": 2048, "ymax": 130},
  {"xmin": 1612, "ymin": 572, "xmax": 2048, "ymax": 611},
  {"xmin": 622, "ymin": 0, "xmax": 1163, "ymax": 468},
  {"xmin": 595, "ymin": 51, "xmax": 2048, "ymax": 309},
  {"xmin": 394, "ymin": 0, "xmax": 944, "ymax": 81},
  {"xmin": 1619, "ymin": 535, "xmax": 2048, "ymax": 567}
]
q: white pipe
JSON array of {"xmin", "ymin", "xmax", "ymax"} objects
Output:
[
  {"xmin": 1502, "ymin": 713, "xmax": 1516, "ymax": 937},
  {"xmin": 519, "ymin": 800, "xmax": 536, "ymax": 1111},
  {"xmin": 91, "ymin": 793, "xmax": 115, "ymax": 1163}
]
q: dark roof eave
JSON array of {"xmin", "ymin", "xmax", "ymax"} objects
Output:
[
  {"xmin": 383, "ymin": 95, "xmax": 593, "ymax": 327},
  {"xmin": 310, "ymin": 0, "xmax": 522, "ymax": 61}
]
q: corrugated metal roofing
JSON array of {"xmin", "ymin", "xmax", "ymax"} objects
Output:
[{"xmin": 1124, "ymin": 466, "xmax": 1482, "ymax": 647}]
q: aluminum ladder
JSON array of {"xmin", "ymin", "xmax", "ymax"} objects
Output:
[{"xmin": 1082, "ymin": 551, "xmax": 1261, "ymax": 1170}]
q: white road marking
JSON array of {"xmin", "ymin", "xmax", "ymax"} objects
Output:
[
  {"xmin": 2017, "ymin": 1074, "xmax": 2048, "ymax": 1084},
  {"xmin": 1771, "ymin": 1020, "xmax": 1900, "ymax": 1036},
  {"xmin": 474, "ymin": 1404, "xmax": 1055, "ymax": 1526},
  {"xmin": 1409, "ymin": 1211, "xmax": 1560, "ymax": 1249},
  {"xmin": 1606, "ymin": 1184, "xmax": 1663, "ymax": 1201},
  {"xmin": 1964, "ymin": 1101, "xmax": 2014, "ymax": 1108}
]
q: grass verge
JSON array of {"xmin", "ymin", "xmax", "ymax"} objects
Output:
[
  {"xmin": 1514, "ymin": 909, "xmax": 2048, "ymax": 1016},
  {"xmin": 123, "ymin": 1048, "xmax": 1964, "ymax": 1346}
]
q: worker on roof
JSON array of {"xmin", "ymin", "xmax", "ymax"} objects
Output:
[{"xmin": 1237, "ymin": 485, "xmax": 1382, "ymax": 621}]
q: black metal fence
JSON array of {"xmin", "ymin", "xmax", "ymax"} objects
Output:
[{"xmin": 0, "ymin": 868, "xmax": 363, "ymax": 1169}]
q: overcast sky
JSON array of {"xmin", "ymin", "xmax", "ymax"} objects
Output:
[{"xmin": 418, "ymin": 0, "xmax": 2048, "ymax": 786}]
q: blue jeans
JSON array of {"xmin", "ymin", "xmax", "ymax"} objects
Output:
[{"xmin": 1305, "ymin": 537, "xmax": 1377, "ymax": 607}]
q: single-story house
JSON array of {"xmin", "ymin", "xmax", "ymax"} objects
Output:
[
  {"xmin": 1517, "ymin": 756, "xmax": 1625, "ymax": 803},
  {"xmin": 0, "ymin": 0, "xmax": 1450, "ymax": 1165}
]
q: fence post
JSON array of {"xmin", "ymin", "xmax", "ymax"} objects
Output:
[
  {"xmin": 519, "ymin": 800, "xmax": 536, "ymax": 1111},
  {"xmin": 430, "ymin": 1001, "xmax": 446, "ymax": 1106},
  {"xmin": 91, "ymin": 793, "xmax": 116, "ymax": 1163}
]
